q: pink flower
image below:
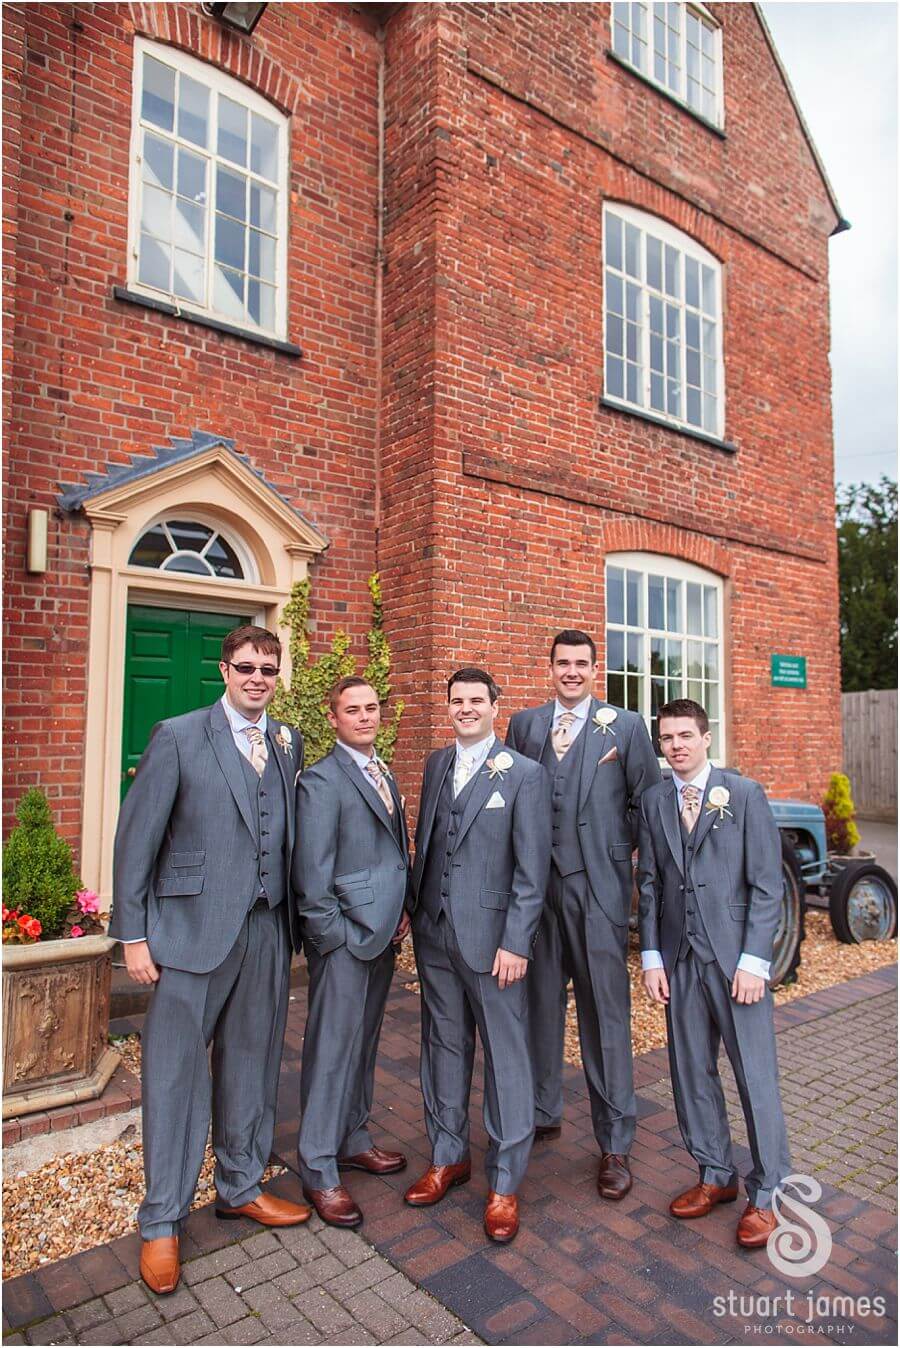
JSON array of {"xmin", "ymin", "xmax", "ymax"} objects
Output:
[
  {"xmin": 25, "ymin": 918, "xmax": 42, "ymax": 939},
  {"xmin": 69, "ymin": 925, "xmax": 84, "ymax": 939},
  {"xmin": 76, "ymin": 889, "xmax": 100, "ymax": 915}
]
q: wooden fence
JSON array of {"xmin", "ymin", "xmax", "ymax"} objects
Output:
[{"xmin": 842, "ymin": 689, "xmax": 898, "ymax": 820}]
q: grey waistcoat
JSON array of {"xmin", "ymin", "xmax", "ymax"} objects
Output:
[
  {"xmin": 541, "ymin": 728, "xmax": 587, "ymax": 877},
  {"xmin": 237, "ymin": 746, "xmax": 288, "ymax": 908},
  {"xmin": 676, "ymin": 816, "xmax": 716, "ymax": 964},
  {"xmin": 419, "ymin": 766, "xmax": 478, "ymax": 923}
]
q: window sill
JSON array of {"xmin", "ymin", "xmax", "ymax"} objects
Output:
[
  {"xmin": 112, "ymin": 287, "xmax": 302, "ymax": 357},
  {"xmin": 598, "ymin": 396, "xmax": 737, "ymax": 454},
  {"xmin": 606, "ymin": 49, "xmax": 726, "ymax": 140}
]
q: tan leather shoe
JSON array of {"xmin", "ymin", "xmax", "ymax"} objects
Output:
[
  {"xmin": 670, "ymin": 1180, "xmax": 740, "ymax": 1219},
  {"xmin": 484, "ymin": 1191, "xmax": 519, "ymax": 1243},
  {"xmin": 216, "ymin": 1192, "xmax": 311, "ymax": 1226},
  {"xmin": 140, "ymin": 1236, "xmax": 180, "ymax": 1295},
  {"xmin": 338, "ymin": 1145, "xmax": 407, "ymax": 1175},
  {"xmin": 302, "ymin": 1185, "xmax": 363, "ymax": 1228},
  {"xmin": 597, "ymin": 1153, "xmax": 632, "ymax": 1200},
  {"xmin": 737, "ymin": 1202, "xmax": 778, "ymax": 1248},
  {"xmin": 404, "ymin": 1162, "xmax": 471, "ymax": 1207}
]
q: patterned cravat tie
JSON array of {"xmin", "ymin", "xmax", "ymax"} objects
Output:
[
  {"xmin": 551, "ymin": 711, "xmax": 577, "ymax": 761},
  {"xmin": 244, "ymin": 725, "xmax": 268, "ymax": 777},
  {"xmin": 681, "ymin": 784, "xmax": 701, "ymax": 833},
  {"xmin": 365, "ymin": 758, "xmax": 394, "ymax": 816},
  {"xmin": 453, "ymin": 753, "xmax": 474, "ymax": 798}
]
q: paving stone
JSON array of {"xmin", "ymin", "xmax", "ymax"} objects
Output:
[
  {"xmin": 167, "ymin": 1310, "xmax": 216, "ymax": 1344},
  {"xmin": 194, "ymin": 1276, "xmax": 248, "ymax": 1328},
  {"xmin": 24, "ymin": 1317, "xmax": 72, "ymax": 1345},
  {"xmin": 224, "ymin": 1250, "xmax": 296, "ymax": 1292},
  {"xmin": 383, "ymin": 1332, "xmax": 427, "ymax": 1345},
  {"xmin": 255, "ymin": 1326, "xmax": 322, "ymax": 1347},
  {"xmin": 103, "ymin": 1283, "xmax": 149, "ymax": 1316},
  {"xmin": 343, "ymin": 1289, "xmax": 408, "ymax": 1340},
  {"xmin": 140, "ymin": 1329, "xmax": 178, "ymax": 1346},
  {"xmin": 148, "ymin": 1286, "xmax": 201, "ymax": 1322},
  {"xmin": 64, "ymin": 1299, "xmax": 111, "ymax": 1334},
  {"xmin": 182, "ymin": 1246, "xmax": 250, "ymax": 1286},
  {"xmin": 317, "ymin": 1225, "xmax": 377, "ymax": 1268},
  {"xmin": 292, "ymin": 1290, "xmax": 356, "ymax": 1335},
  {"xmin": 241, "ymin": 1284, "xmax": 303, "ymax": 1332},
  {"xmin": 325, "ymin": 1257, "xmax": 397, "ymax": 1301},
  {"xmin": 113, "ymin": 1303, "xmax": 166, "ymax": 1340},
  {"xmin": 238, "ymin": 1232, "xmax": 282, "ymax": 1260},
  {"xmin": 272, "ymin": 1265, "xmax": 315, "ymax": 1298},
  {"xmin": 217, "ymin": 1316, "xmax": 267, "ymax": 1345}
]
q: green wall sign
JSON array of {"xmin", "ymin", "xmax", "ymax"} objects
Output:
[{"xmin": 771, "ymin": 654, "xmax": 807, "ymax": 688}]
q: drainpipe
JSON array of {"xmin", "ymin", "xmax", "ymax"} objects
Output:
[{"xmin": 373, "ymin": 27, "xmax": 386, "ymax": 563}]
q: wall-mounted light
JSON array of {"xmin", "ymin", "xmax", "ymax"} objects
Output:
[
  {"xmin": 201, "ymin": 3, "xmax": 268, "ymax": 35},
  {"xmin": 27, "ymin": 508, "xmax": 49, "ymax": 574}
]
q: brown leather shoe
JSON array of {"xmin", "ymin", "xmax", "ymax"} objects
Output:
[
  {"xmin": 670, "ymin": 1180, "xmax": 740, "ymax": 1219},
  {"xmin": 484, "ymin": 1191, "xmax": 519, "ymax": 1243},
  {"xmin": 597, "ymin": 1153, "xmax": 632, "ymax": 1200},
  {"xmin": 534, "ymin": 1124, "xmax": 562, "ymax": 1141},
  {"xmin": 737, "ymin": 1202, "xmax": 777, "ymax": 1248},
  {"xmin": 404, "ymin": 1162, "xmax": 471, "ymax": 1207},
  {"xmin": 338, "ymin": 1145, "xmax": 407, "ymax": 1175},
  {"xmin": 140, "ymin": 1236, "xmax": 180, "ymax": 1295},
  {"xmin": 216, "ymin": 1191, "xmax": 311, "ymax": 1226},
  {"xmin": 302, "ymin": 1185, "xmax": 363, "ymax": 1228}
]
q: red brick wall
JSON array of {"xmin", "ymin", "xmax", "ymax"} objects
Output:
[{"xmin": 4, "ymin": 1, "xmax": 842, "ymax": 851}]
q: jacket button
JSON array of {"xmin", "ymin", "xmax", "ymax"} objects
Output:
[{"xmin": 396, "ymin": 862, "xmax": 404, "ymax": 870}]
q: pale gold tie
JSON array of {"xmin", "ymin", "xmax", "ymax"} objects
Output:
[
  {"xmin": 681, "ymin": 784, "xmax": 701, "ymax": 833},
  {"xmin": 551, "ymin": 712, "xmax": 577, "ymax": 761},
  {"xmin": 453, "ymin": 754, "xmax": 474, "ymax": 798},
  {"xmin": 244, "ymin": 725, "xmax": 268, "ymax": 777},
  {"xmin": 365, "ymin": 758, "xmax": 395, "ymax": 816}
]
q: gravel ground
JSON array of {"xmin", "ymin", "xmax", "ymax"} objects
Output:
[{"xmin": 4, "ymin": 916, "xmax": 894, "ymax": 1281}]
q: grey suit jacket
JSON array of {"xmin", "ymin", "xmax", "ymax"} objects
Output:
[
  {"xmin": 637, "ymin": 767, "xmax": 783, "ymax": 980},
  {"xmin": 506, "ymin": 697, "xmax": 660, "ymax": 926},
  {"xmin": 411, "ymin": 737, "xmax": 552, "ymax": 973},
  {"xmin": 292, "ymin": 745, "xmax": 410, "ymax": 961},
  {"xmin": 110, "ymin": 701, "xmax": 303, "ymax": 974}
]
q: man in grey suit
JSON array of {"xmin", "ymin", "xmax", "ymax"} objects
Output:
[
  {"xmin": 506, "ymin": 629, "xmax": 659, "ymax": 1198},
  {"xmin": 293, "ymin": 677, "xmax": 410, "ymax": 1229},
  {"xmin": 638, "ymin": 698, "xmax": 790, "ymax": 1248},
  {"xmin": 404, "ymin": 668, "xmax": 551, "ymax": 1243},
  {"xmin": 111, "ymin": 626, "xmax": 310, "ymax": 1297}
]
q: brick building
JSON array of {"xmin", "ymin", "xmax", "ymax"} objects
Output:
[{"xmin": 3, "ymin": 2, "xmax": 845, "ymax": 901}]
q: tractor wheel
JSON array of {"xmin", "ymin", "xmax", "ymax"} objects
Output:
[
  {"xmin": 828, "ymin": 862, "xmax": 897, "ymax": 944},
  {"xmin": 770, "ymin": 837, "xmax": 806, "ymax": 988}
]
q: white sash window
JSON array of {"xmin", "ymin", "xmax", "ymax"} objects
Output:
[{"xmin": 611, "ymin": 2, "xmax": 724, "ymax": 128}]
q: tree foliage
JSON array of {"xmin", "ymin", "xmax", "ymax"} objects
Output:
[
  {"xmin": 822, "ymin": 771, "xmax": 861, "ymax": 854},
  {"xmin": 270, "ymin": 573, "xmax": 403, "ymax": 766},
  {"xmin": 836, "ymin": 476, "xmax": 897, "ymax": 691},
  {"xmin": 2, "ymin": 789, "xmax": 82, "ymax": 939}
]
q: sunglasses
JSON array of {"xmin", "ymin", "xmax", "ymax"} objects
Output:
[{"xmin": 227, "ymin": 661, "xmax": 280, "ymax": 678}]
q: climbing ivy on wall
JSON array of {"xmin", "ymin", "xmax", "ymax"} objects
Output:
[{"xmin": 270, "ymin": 573, "xmax": 403, "ymax": 767}]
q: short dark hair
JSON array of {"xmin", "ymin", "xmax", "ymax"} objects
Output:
[
  {"xmin": 329, "ymin": 675, "xmax": 378, "ymax": 713},
  {"xmin": 221, "ymin": 625, "xmax": 281, "ymax": 666},
  {"xmin": 550, "ymin": 629, "xmax": 597, "ymax": 663},
  {"xmin": 657, "ymin": 698, "xmax": 709, "ymax": 735},
  {"xmin": 446, "ymin": 667, "xmax": 501, "ymax": 703}
]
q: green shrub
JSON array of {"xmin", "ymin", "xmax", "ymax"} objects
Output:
[
  {"xmin": 822, "ymin": 772, "xmax": 861, "ymax": 854},
  {"xmin": 271, "ymin": 572, "xmax": 403, "ymax": 767},
  {"xmin": 3, "ymin": 789, "xmax": 81, "ymax": 939}
]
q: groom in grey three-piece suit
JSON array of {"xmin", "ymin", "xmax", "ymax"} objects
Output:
[
  {"xmin": 293, "ymin": 676, "xmax": 410, "ymax": 1230},
  {"xmin": 506, "ymin": 629, "xmax": 660, "ymax": 1198},
  {"xmin": 638, "ymin": 697, "xmax": 790, "ymax": 1249},
  {"xmin": 404, "ymin": 668, "xmax": 551, "ymax": 1244},
  {"xmin": 110, "ymin": 625, "xmax": 310, "ymax": 1297}
]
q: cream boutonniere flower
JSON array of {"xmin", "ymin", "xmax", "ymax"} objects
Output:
[
  {"xmin": 705, "ymin": 785, "xmax": 732, "ymax": 821},
  {"xmin": 592, "ymin": 706, "xmax": 618, "ymax": 736},
  {"xmin": 275, "ymin": 725, "xmax": 293, "ymax": 757},
  {"xmin": 485, "ymin": 750, "xmax": 514, "ymax": 780}
]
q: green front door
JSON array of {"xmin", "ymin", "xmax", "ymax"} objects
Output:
[{"xmin": 121, "ymin": 605, "xmax": 252, "ymax": 799}]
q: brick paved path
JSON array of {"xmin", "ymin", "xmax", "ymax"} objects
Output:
[{"xmin": 4, "ymin": 966, "xmax": 897, "ymax": 1346}]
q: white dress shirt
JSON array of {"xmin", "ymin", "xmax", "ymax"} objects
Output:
[
  {"xmin": 336, "ymin": 738, "xmax": 386, "ymax": 796},
  {"xmin": 122, "ymin": 694, "xmax": 268, "ymax": 945},
  {"xmin": 641, "ymin": 760, "xmax": 771, "ymax": 980},
  {"xmin": 552, "ymin": 695, "xmax": 591, "ymax": 746}
]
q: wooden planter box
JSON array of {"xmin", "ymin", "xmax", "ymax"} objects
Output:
[{"xmin": 2, "ymin": 935, "xmax": 121, "ymax": 1119}]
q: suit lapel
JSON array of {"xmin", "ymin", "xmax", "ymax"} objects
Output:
[
  {"xmin": 266, "ymin": 719, "xmax": 294, "ymax": 850},
  {"xmin": 533, "ymin": 703, "xmax": 554, "ymax": 759},
  {"xmin": 659, "ymin": 778, "xmax": 684, "ymax": 875},
  {"xmin": 386, "ymin": 766, "xmax": 409, "ymax": 854},
  {"xmin": 453, "ymin": 737, "xmax": 502, "ymax": 851},
  {"xmin": 577, "ymin": 697, "xmax": 604, "ymax": 813},
  {"xmin": 690, "ymin": 765, "xmax": 723, "ymax": 857},
  {"xmin": 418, "ymin": 746, "xmax": 454, "ymax": 862},
  {"xmin": 206, "ymin": 701, "xmax": 257, "ymax": 842},
  {"xmin": 334, "ymin": 745, "xmax": 400, "ymax": 849}
]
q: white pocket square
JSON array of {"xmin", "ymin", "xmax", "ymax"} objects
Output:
[{"xmin": 485, "ymin": 791, "xmax": 506, "ymax": 809}]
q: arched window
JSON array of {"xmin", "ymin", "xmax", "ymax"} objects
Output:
[
  {"xmin": 605, "ymin": 552, "xmax": 725, "ymax": 759},
  {"xmin": 129, "ymin": 517, "xmax": 250, "ymax": 580},
  {"xmin": 603, "ymin": 204, "xmax": 724, "ymax": 439}
]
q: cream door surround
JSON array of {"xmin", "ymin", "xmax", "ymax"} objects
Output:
[{"xmin": 77, "ymin": 441, "xmax": 328, "ymax": 902}]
